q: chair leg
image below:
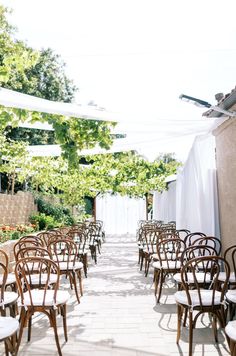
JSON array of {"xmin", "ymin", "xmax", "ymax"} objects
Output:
[
  {"xmin": 16, "ymin": 308, "xmax": 28, "ymax": 355},
  {"xmin": 27, "ymin": 315, "xmax": 32, "ymax": 342},
  {"xmin": 176, "ymin": 304, "xmax": 183, "ymax": 344},
  {"xmin": 77, "ymin": 269, "xmax": 83, "ymax": 296},
  {"xmin": 154, "ymin": 269, "xmax": 160, "ymax": 296},
  {"xmin": 188, "ymin": 310, "xmax": 194, "ymax": 356},
  {"xmin": 71, "ymin": 271, "xmax": 80, "ymax": 304},
  {"xmin": 83, "ymin": 254, "xmax": 88, "ymax": 278},
  {"xmin": 50, "ymin": 309, "xmax": 62, "ymax": 356},
  {"xmin": 212, "ymin": 314, "xmax": 218, "ymax": 343},
  {"xmin": 156, "ymin": 270, "xmax": 164, "ymax": 303},
  {"xmin": 140, "ymin": 254, "xmax": 144, "ymax": 271},
  {"xmin": 60, "ymin": 304, "xmax": 68, "ymax": 342}
]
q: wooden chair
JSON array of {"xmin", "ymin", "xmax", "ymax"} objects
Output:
[
  {"xmin": 0, "ymin": 316, "xmax": 19, "ymax": 356},
  {"xmin": 153, "ymin": 238, "xmax": 186, "ymax": 303},
  {"xmin": 67, "ymin": 229, "xmax": 89, "ymax": 277},
  {"xmin": 173, "ymin": 245, "xmax": 218, "ymax": 290},
  {"xmin": 15, "ymin": 256, "xmax": 69, "ymax": 356},
  {"xmin": 48, "ymin": 239, "xmax": 83, "ymax": 303},
  {"xmin": 175, "ymin": 255, "xmax": 230, "ymax": 356},
  {"xmin": 0, "ymin": 249, "xmax": 18, "ymax": 318}
]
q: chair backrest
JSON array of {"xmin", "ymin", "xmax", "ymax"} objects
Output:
[
  {"xmin": 15, "ymin": 256, "xmax": 60, "ymax": 307},
  {"xmin": 0, "ymin": 249, "xmax": 8, "ymax": 302},
  {"xmin": 193, "ymin": 236, "xmax": 222, "ymax": 256},
  {"xmin": 66, "ymin": 229, "xmax": 88, "ymax": 249},
  {"xmin": 224, "ymin": 244, "xmax": 236, "ymax": 276},
  {"xmin": 16, "ymin": 246, "xmax": 51, "ymax": 263},
  {"xmin": 180, "ymin": 245, "xmax": 218, "ymax": 266},
  {"xmin": 37, "ymin": 231, "xmax": 64, "ymax": 246},
  {"xmin": 184, "ymin": 232, "xmax": 206, "ymax": 247},
  {"xmin": 155, "ymin": 238, "xmax": 186, "ymax": 268},
  {"xmin": 180, "ymin": 256, "xmax": 230, "ymax": 308},
  {"xmin": 47, "ymin": 239, "xmax": 78, "ymax": 267},
  {"xmin": 13, "ymin": 238, "xmax": 44, "ymax": 260},
  {"xmin": 176, "ymin": 229, "xmax": 191, "ymax": 240}
]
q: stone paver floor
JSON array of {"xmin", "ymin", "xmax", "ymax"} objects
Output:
[{"xmin": 1, "ymin": 234, "xmax": 230, "ymax": 355}]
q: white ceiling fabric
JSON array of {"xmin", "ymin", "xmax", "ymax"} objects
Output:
[{"xmin": 0, "ymin": 87, "xmax": 226, "ymax": 161}]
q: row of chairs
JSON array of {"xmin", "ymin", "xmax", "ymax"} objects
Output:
[
  {"xmin": 0, "ymin": 220, "xmax": 106, "ymax": 356},
  {"xmin": 136, "ymin": 220, "xmax": 236, "ymax": 356}
]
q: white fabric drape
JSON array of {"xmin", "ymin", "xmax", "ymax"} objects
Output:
[
  {"xmin": 152, "ymin": 134, "xmax": 220, "ymax": 237},
  {"xmin": 153, "ymin": 181, "xmax": 176, "ymax": 222},
  {"xmin": 176, "ymin": 134, "xmax": 220, "ymax": 237},
  {"xmin": 96, "ymin": 194, "xmax": 146, "ymax": 234}
]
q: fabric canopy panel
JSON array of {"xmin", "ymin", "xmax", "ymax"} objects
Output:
[
  {"xmin": 153, "ymin": 181, "xmax": 176, "ymax": 222},
  {"xmin": 0, "ymin": 87, "xmax": 227, "ymax": 162},
  {"xmin": 96, "ymin": 194, "xmax": 146, "ymax": 234},
  {"xmin": 176, "ymin": 133, "xmax": 220, "ymax": 237}
]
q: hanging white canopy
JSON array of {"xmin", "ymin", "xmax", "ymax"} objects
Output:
[{"xmin": 0, "ymin": 87, "xmax": 227, "ymax": 161}]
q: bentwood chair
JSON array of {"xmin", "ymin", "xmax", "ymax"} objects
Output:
[
  {"xmin": 0, "ymin": 316, "xmax": 19, "ymax": 356},
  {"xmin": 153, "ymin": 238, "xmax": 186, "ymax": 303},
  {"xmin": 15, "ymin": 257, "xmax": 69, "ymax": 356},
  {"xmin": 67, "ymin": 229, "xmax": 89, "ymax": 277},
  {"xmin": 175, "ymin": 256, "xmax": 230, "ymax": 356},
  {"xmin": 173, "ymin": 245, "xmax": 218, "ymax": 291},
  {"xmin": 48, "ymin": 239, "xmax": 83, "ymax": 303},
  {"xmin": 0, "ymin": 249, "xmax": 18, "ymax": 318}
]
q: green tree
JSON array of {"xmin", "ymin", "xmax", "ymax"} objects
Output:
[{"xmin": 0, "ymin": 5, "xmax": 115, "ymax": 167}]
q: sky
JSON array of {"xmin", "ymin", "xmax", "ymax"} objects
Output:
[{"xmin": 1, "ymin": 0, "xmax": 236, "ymax": 160}]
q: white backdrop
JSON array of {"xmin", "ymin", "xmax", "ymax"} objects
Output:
[
  {"xmin": 176, "ymin": 134, "xmax": 220, "ymax": 236},
  {"xmin": 96, "ymin": 194, "xmax": 146, "ymax": 234},
  {"xmin": 153, "ymin": 181, "xmax": 176, "ymax": 222},
  {"xmin": 152, "ymin": 134, "xmax": 220, "ymax": 237}
]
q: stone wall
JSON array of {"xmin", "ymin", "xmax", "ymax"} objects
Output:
[
  {"xmin": 0, "ymin": 191, "xmax": 37, "ymax": 225},
  {"xmin": 213, "ymin": 118, "xmax": 236, "ymax": 253}
]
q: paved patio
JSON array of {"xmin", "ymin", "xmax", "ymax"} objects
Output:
[{"xmin": 2, "ymin": 235, "xmax": 230, "ymax": 356}]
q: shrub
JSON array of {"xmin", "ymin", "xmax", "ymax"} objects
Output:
[
  {"xmin": 29, "ymin": 213, "xmax": 57, "ymax": 230},
  {"xmin": 34, "ymin": 196, "xmax": 75, "ymax": 226}
]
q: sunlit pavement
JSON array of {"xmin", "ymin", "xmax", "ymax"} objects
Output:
[{"xmin": 2, "ymin": 235, "xmax": 230, "ymax": 356}]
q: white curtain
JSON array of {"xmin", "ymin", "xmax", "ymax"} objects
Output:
[
  {"xmin": 176, "ymin": 134, "xmax": 220, "ymax": 237},
  {"xmin": 96, "ymin": 194, "xmax": 146, "ymax": 234},
  {"xmin": 153, "ymin": 181, "xmax": 176, "ymax": 222}
]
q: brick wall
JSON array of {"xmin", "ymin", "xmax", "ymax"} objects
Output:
[{"xmin": 0, "ymin": 191, "xmax": 37, "ymax": 225}]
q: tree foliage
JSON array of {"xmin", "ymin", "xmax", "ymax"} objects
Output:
[
  {"xmin": 0, "ymin": 5, "xmax": 115, "ymax": 166},
  {"xmin": 0, "ymin": 5, "xmax": 181, "ymax": 206}
]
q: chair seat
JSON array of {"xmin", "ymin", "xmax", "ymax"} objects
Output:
[
  {"xmin": 218, "ymin": 272, "xmax": 236, "ymax": 283},
  {"xmin": 175, "ymin": 289, "xmax": 222, "ymax": 307},
  {"xmin": 22, "ymin": 289, "xmax": 70, "ymax": 307},
  {"xmin": 78, "ymin": 249, "xmax": 88, "ymax": 254},
  {"xmin": 2, "ymin": 292, "xmax": 18, "ymax": 306},
  {"xmin": 225, "ymin": 320, "xmax": 236, "ymax": 341},
  {"xmin": 0, "ymin": 316, "xmax": 19, "ymax": 340},
  {"xmin": 173, "ymin": 272, "xmax": 211, "ymax": 284},
  {"xmin": 226, "ymin": 290, "xmax": 236, "ymax": 303},
  {"xmin": 153, "ymin": 260, "xmax": 181, "ymax": 270},
  {"xmin": 0, "ymin": 273, "xmax": 16, "ymax": 286},
  {"xmin": 59, "ymin": 261, "xmax": 83, "ymax": 271},
  {"xmin": 26, "ymin": 273, "xmax": 58, "ymax": 285}
]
